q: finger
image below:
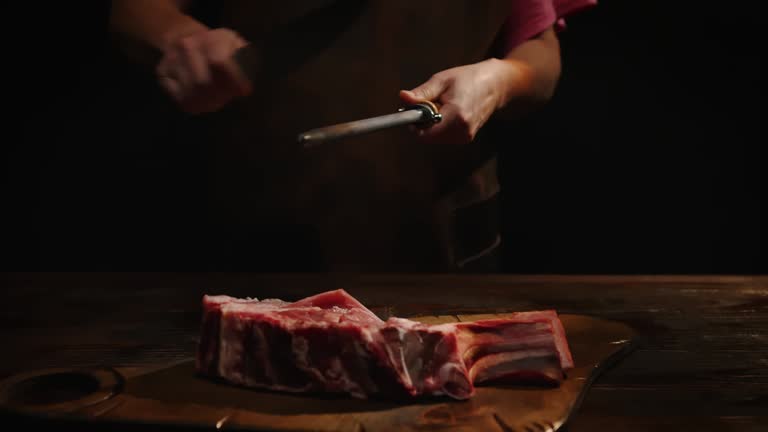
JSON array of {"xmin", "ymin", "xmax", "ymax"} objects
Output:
[
  {"xmin": 231, "ymin": 31, "xmax": 249, "ymax": 50},
  {"xmin": 161, "ymin": 51, "xmax": 191, "ymax": 91},
  {"xmin": 163, "ymin": 59, "xmax": 191, "ymax": 93},
  {"xmin": 158, "ymin": 76, "xmax": 184, "ymax": 104},
  {"xmin": 156, "ymin": 55, "xmax": 184, "ymax": 98},
  {"xmin": 207, "ymin": 39, "xmax": 252, "ymax": 97},
  {"xmin": 399, "ymin": 90, "xmax": 421, "ymax": 105},
  {"xmin": 399, "ymin": 75, "xmax": 449, "ymax": 104},
  {"xmin": 179, "ymin": 38, "xmax": 211, "ymax": 86},
  {"xmin": 155, "ymin": 51, "xmax": 177, "ymax": 81}
]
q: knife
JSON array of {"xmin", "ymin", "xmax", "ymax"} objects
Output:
[
  {"xmin": 297, "ymin": 101, "xmax": 443, "ymax": 148},
  {"xmin": 232, "ymin": 0, "xmax": 368, "ymax": 83},
  {"xmin": 227, "ymin": 1, "xmax": 443, "ymax": 148}
]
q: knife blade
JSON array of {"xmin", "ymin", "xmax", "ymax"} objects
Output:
[
  {"xmin": 298, "ymin": 101, "xmax": 443, "ymax": 148},
  {"xmin": 232, "ymin": 0, "xmax": 368, "ymax": 83}
]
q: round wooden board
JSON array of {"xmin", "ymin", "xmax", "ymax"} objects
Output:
[{"xmin": 0, "ymin": 314, "xmax": 639, "ymax": 431}]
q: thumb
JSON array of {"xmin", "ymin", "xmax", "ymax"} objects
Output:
[{"xmin": 399, "ymin": 75, "xmax": 447, "ymax": 104}]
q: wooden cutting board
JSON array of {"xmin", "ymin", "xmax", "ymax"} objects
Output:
[{"xmin": 0, "ymin": 314, "xmax": 639, "ymax": 431}]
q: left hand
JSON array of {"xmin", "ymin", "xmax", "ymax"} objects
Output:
[{"xmin": 399, "ymin": 58, "xmax": 529, "ymax": 146}]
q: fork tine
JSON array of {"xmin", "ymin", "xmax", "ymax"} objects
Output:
[
  {"xmin": 492, "ymin": 413, "xmax": 515, "ymax": 431},
  {"xmin": 528, "ymin": 421, "xmax": 549, "ymax": 432}
]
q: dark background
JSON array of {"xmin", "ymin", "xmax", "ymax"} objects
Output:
[{"xmin": 3, "ymin": 1, "xmax": 765, "ymax": 273}]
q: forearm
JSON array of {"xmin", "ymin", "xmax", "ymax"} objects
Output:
[
  {"xmin": 493, "ymin": 27, "xmax": 562, "ymax": 117},
  {"xmin": 109, "ymin": 0, "xmax": 208, "ymax": 65}
]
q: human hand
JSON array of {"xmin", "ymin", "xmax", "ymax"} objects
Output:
[
  {"xmin": 156, "ymin": 28, "xmax": 253, "ymax": 114},
  {"xmin": 399, "ymin": 58, "xmax": 531, "ymax": 146}
]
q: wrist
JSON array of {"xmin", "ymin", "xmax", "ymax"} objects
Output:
[{"xmin": 486, "ymin": 57, "xmax": 535, "ymax": 110}]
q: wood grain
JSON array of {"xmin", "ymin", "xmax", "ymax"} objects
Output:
[
  {"xmin": 0, "ymin": 314, "xmax": 636, "ymax": 431},
  {"xmin": 1, "ymin": 273, "xmax": 767, "ymax": 431}
]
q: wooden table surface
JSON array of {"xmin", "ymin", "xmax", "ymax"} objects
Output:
[{"xmin": 1, "ymin": 272, "xmax": 767, "ymax": 431}]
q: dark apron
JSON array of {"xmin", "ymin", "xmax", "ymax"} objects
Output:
[{"xmin": 198, "ymin": 0, "xmax": 511, "ymax": 272}]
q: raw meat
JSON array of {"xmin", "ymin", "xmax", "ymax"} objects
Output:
[{"xmin": 196, "ymin": 289, "xmax": 573, "ymax": 400}]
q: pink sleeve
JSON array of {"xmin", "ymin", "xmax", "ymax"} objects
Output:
[{"xmin": 503, "ymin": 0, "xmax": 597, "ymax": 51}]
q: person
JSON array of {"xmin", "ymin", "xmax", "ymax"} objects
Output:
[{"xmin": 108, "ymin": 0, "xmax": 596, "ymax": 272}]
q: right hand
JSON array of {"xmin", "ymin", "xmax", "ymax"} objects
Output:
[{"xmin": 156, "ymin": 28, "xmax": 253, "ymax": 114}]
